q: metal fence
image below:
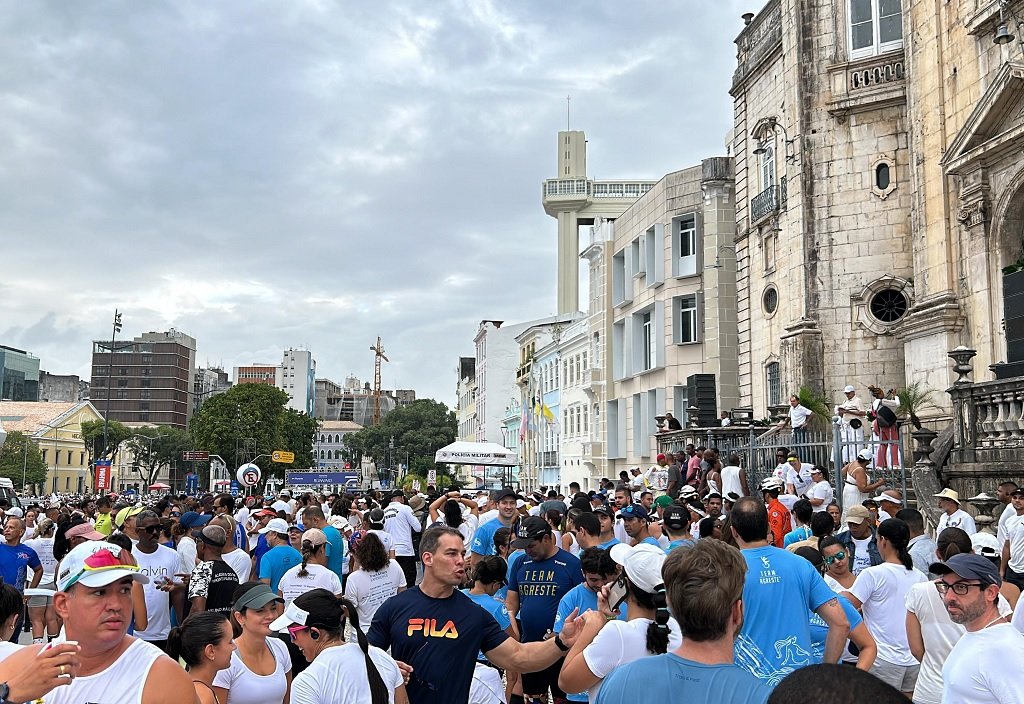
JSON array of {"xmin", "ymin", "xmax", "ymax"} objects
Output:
[{"xmin": 656, "ymin": 422, "xmax": 908, "ymax": 511}]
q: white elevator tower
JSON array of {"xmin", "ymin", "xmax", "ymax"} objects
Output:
[{"xmin": 542, "ymin": 131, "xmax": 657, "ymax": 314}]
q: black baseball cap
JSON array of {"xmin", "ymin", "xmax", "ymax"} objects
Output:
[
  {"xmin": 494, "ymin": 488, "xmax": 517, "ymax": 502},
  {"xmin": 593, "ymin": 505, "xmax": 614, "ymax": 518},
  {"xmin": 510, "ymin": 516, "xmax": 552, "ymax": 548},
  {"xmin": 930, "ymin": 553, "xmax": 1002, "ymax": 587},
  {"xmin": 662, "ymin": 505, "xmax": 689, "ymax": 530}
]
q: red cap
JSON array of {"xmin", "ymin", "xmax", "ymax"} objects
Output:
[{"xmin": 657, "ymin": 453, "xmax": 666, "ymax": 461}]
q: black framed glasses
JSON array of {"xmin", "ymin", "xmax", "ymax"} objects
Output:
[
  {"xmin": 141, "ymin": 525, "xmax": 161, "ymax": 535},
  {"xmin": 935, "ymin": 581, "xmax": 986, "ymax": 596},
  {"xmin": 170, "ymin": 512, "xmax": 181, "ymax": 517}
]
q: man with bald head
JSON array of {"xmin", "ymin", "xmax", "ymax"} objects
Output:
[{"xmin": 0, "ymin": 516, "xmax": 42, "ymax": 641}]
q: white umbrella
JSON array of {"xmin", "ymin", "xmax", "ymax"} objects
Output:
[{"xmin": 434, "ymin": 441, "xmax": 518, "ymax": 466}]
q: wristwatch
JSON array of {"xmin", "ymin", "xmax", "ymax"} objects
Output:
[
  {"xmin": 0, "ymin": 681, "xmax": 11, "ymax": 703},
  {"xmin": 553, "ymin": 634, "xmax": 569, "ymax": 652}
]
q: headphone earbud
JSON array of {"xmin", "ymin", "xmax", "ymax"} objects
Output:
[{"xmin": 310, "ymin": 628, "xmax": 320, "ymax": 640}]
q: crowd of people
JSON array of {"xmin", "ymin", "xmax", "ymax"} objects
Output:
[{"xmin": 1, "ymin": 454, "xmax": 1024, "ymax": 703}]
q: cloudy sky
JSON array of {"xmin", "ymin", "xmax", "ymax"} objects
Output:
[{"xmin": 1, "ymin": 0, "xmax": 750, "ymax": 406}]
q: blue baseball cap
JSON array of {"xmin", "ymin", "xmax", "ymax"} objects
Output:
[{"xmin": 178, "ymin": 511, "xmax": 212, "ymax": 530}]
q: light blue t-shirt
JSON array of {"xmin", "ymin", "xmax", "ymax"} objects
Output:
[
  {"xmin": 461, "ymin": 589, "xmax": 512, "ymax": 663},
  {"xmin": 495, "ymin": 550, "xmax": 526, "ymax": 602},
  {"xmin": 595, "ymin": 653, "xmax": 772, "ymax": 704},
  {"xmin": 321, "ymin": 524, "xmax": 345, "ymax": 581},
  {"xmin": 735, "ymin": 545, "xmax": 837, "ymax": 687},
  {"xmin": 598, "ymin": 538, "xmax": 621, "ymax": 550},
  {"xmin": 471, "ymin": 517, "xmax": 511, "ymax": 557},
  {"xmin": 637, "ymin": 536, "xmax": 662, "ymax": 549},
  {"xmin": 783, "ymin": 526, "xmax": 812, "ymax": 547},
  {"xmin": 258, "ymin": 544, "xmax": 302, "ymax": 593},
  {"xmin": 554, "ymin": 583, "xmax": 626, "ymax": 704},
  {"xmin": 665, "ymin": 538, "xmax": 696, "ymax": 554},
  {"xmin": 808, "ymin": 594, "xmax": 862, "ymax": 662}
]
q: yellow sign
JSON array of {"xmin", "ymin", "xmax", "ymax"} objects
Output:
[{"xmin": 272, "ymin": 450, "xmax": 295, "ymax": 464}]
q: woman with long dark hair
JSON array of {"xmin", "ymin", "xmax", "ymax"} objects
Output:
[
  {"xmin": 271, "ymin": 588, "xmax": 407, "ymax": 703},
  {"xmin": 558, "ymin": 543, "xmax": 679, "ymax": 702},
  {"xmin": 343, "ymin": 533, "xmax": 404, "ymax": 636},
  {"xmin": 427, "ymin": 490, "xmax": 479, "ymax": 544},
  {"xmin": 843, "ymin": 518, "xmax": 926, "ymax": 697},
  {"xmin": 0, "ymin": 581, "xmax": 23, "ymax": 662},
  {"xmin": 168, "ymin": 611, "xmax": 236, "ymax": 704},
  {"xmin": 277, "ymin": 529, "xmax": 342, "ymax": 604}
]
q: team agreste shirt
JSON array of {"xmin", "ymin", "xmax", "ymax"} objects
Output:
[
  {"xmin": 368, "ymin": 587, "xmax": 509, "ymax": 704},
  {"xmin": 509, "ymin": 547, "xmax": 583, "ymax": 643}
]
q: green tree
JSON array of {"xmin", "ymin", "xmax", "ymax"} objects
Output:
[
  {"xmin": 0, "ymin": 432, "xmax": 47, "ymax": 490},
  {"xmin": 896, "ymin": 381, "xmax": 936, "ymax": 430},
  {"xmin": 344, "ymin": 399, "xmax": 456, "ymax": 480},
  {"xmin": 81, "ymin": 419, "xmax": 133, "ymax": 466},
  {"xmin": 794, "ymin": 386, "xmax": 832, "ymax": 431},
  {"xmin": 189, "ymin": 384, "xmax": 319, "ymax": 486},
  {"xmin": 122, "ymin": 425, "xmax": 193, "ymax": 488}
]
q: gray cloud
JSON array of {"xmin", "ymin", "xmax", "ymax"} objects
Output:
[{"xmin": 0, "ymin": 0, "xmax": 750, "ymax": 402}]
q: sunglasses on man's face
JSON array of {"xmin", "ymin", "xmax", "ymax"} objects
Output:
[{"xmin": 141, "ymin": 525, "xmax": 161, "ymax": 535}]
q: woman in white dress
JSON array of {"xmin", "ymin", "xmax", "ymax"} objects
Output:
[{"xmin": 841, "ymin": 450, "xmax": 885, "ymax": 516}]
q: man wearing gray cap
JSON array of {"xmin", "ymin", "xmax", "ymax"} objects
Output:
[{"xmin": 934, "ymin": 553, "xmax": 1024, "ymax": 703}]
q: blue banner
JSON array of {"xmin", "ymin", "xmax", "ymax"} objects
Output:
[
  {"xmin": 185, "ymin": 472, "xmax": 199, "ymax": 493},
  {"xmin": 230, "ymin": 480, "xmax": 241, "ymax": 495},
  {"xmin": 286, "ymin": 471, "xmax": 359, "ymax": 486}
]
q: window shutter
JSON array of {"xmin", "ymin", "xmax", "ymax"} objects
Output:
[
  {"xmin": 653, "ymin": 222, "xmax": 665, "ymax": 285},
  {"xmin": 695, "ymin": 292, "xmax": 705, "ymax": 343},
  {"xmin": 654, "ymin": 300, "xmax": 666, "ymax": 368}
]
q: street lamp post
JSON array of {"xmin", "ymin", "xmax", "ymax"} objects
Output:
[{"xmin": 101, "ymin": 309, "xmax": 123, "ymax": 466}]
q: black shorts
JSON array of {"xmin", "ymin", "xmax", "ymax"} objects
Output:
[{"xmin": 521, "ymin": 657, "xmax": 565, "ymax": 698}]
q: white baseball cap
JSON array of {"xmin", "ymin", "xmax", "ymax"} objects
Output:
[
  {"xmin": 57, "ymin": 542, "xmax": 149, "ymax": 592},
  {"xmin": 258, "ymin": 518, "xmax": 291, "ymax": 535},
  {"xmin": 609, "ymin": 542, "xmax": 666, "ymax": 594},
  {"xmin": 843, "ymin": 385, "xmax": 856, "ymax": 393}
]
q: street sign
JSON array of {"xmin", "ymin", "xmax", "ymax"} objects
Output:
[
  {"xmin": 427, "ymin": 469, "xmax": 437, "ymax": 484},
  {"xmin": 183, "ymin": 451, "xmax": 209, "ymax": 462},
  {"xmin": 272, "ymin": 450, "xmax": 295, "ymax": 464},
  {"xmin": 286, "ymin": 470, "xmax": 359, "ymax": 486},
  {"xmin": 236, "ymin": 463, "xmax": 262, "ymax": 487},
  {"xmin": 95, "ymin": 461, "xmax": 111, "ymax": 491},
  {"xmin": 412, "ymin": 479, "xmax": 421, "ymax": 491}
]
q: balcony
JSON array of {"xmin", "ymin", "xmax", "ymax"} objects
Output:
[
  {"xmin": 750, "ymin": 180, "xmax": 786, "ymax": 225},
  {"xmin": 826, "ymin": 50, "xmax": 906, "ymax": 119},
  {"xmin": 516, "ymin": 360, "xmax": 532, "ymax": 385},
  {"xmin": 542, "ymin": 178, "xmax": 656, "ymax": 216},
  {"xmin": 583, "ymin": 441, "xmax": 603, "ymax": 461},
  {"xmin": 582, "ymin": 367, "xmax": 603, "ymax": 394}
]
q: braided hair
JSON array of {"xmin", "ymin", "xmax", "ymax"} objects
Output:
[
  {"xmin": 624, "ymin": 575, "xmax": 671, "ymax": 655},
  {"xmin": 298, "ymin": 538, "xmax": 324, "ymax": 578}
]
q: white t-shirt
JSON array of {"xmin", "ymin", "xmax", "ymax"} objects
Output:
[
  {"xmin": 222, "ymin": 548, "xmax": 253, "ymax": 584},
  {"xmin": 720, "ymin": 465, "xmax": 743, "ymax": 498},
  {"xmin": 936, "ymin": 509, "xmax": 977, "ymax": 536},
  {"xmin": 0, "ymin": 641, "xmax": 22, "ymax": 664},
  {"xmin": 213, "ymin": 636, "xmax": 292, "ymax": 704},
  {"xmin": 290, "ymin": 643, "xmax": 403, "ymax": 704},
  {"xmin": 177, "ymin": 536, "xmax": 198, "ymax": 575},
  {"xmin": 848, "ymin": 562, "xmax": 926, "ymax": 666},
  {"xmin": 382, "ymin": 502, "xmax": 420, "ymax": 557},
  {"xmin": 851, "ymin": 535, "xmax": 873, "ymax": 575},
  {"xmin": 24, "ymin": 537, "xmax": 57, "ymax": 583},
  {"xmin": 344, "ymin": 562, "xmax": 406, "ymax": 631},
  {"xmin": 278, "ymin": 563, "xmax": 343, "ymax": 604},
  {"xmin": 905, "ymin": 580, "xmax": 1012, "ymax": 704},
  {"xmin": 429, "ymin": 514, "xmax": 479, "ymax": 546},
  {"xmin": 581, "ymin": 617, "xmax": 683, "ymax": 703},
  {"xmin": 132, "ymin": 544, "xmax": 181, "ymax": 641},
  {"xmin": 478, "ymin": 509, "xmax": 499, "ymax": 525},
  {"xmin": 942, "ymin": 623, "xmax": 1024, "ymax": 704},
  {"xmin": 1006, "ymin": 515, "xmax": 1024, "ymax": 573},
  {"xmin": 789, "ymin": 404, "xmax": 813, "ymax": 429},
  {"xmin": 785, "ymin": 463, "xmax": 815, "ymax": 496},
  {"xmin": 808, "ymin": 480, "xmax": 834, "ymax": 512},
  {"xmin": 367, "ymin": 529, "xmax": 394, "ymax": 555},
  {"xmin": 998, "ymin": 503, "xmax": 1019, "ymax": 547}
]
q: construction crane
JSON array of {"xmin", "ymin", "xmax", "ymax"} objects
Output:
[{"xmin": 370, "ymin": 336, "xmax": 389, "ymax": 425}]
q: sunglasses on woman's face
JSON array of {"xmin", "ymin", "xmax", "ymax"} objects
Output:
[{"xmin": 823, "ymin": 551, "xmax": 846, "ymax": 565}]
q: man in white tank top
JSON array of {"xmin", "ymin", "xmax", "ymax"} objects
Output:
[{"xmin": 0, "ymin": 541, "xmax": 195, "ymax": 704}]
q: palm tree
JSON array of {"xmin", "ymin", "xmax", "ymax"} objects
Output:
[{"xmin": 896, "ymin": 381, "xmax": 936, "ymax": 430}]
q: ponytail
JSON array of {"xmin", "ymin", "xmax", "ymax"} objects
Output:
[
  {"xmin": 629, "ymin": 578, "xmax": 670, "ymax": 655},
  {"xmin": 937, "ymin": 527, "xmax": 972, "ymax": 560},
  {"xmin": 339, "ymin": 596, "xmax": 388, "ymax": 704},
  {"xmin": 299, "ymin": 539, "xmax": 314, "ymax": 577},
  {"xmin": 877, "ymin": 518, "xmax": 913, "ymax": 570}
]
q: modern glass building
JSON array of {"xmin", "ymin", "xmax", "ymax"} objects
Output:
[{"xmin": 0, "ymin": 345, "xmax": 40, "ymax": 401}]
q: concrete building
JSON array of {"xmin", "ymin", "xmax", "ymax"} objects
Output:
[
  {"xmin": 391, "ymin": 389, "xmax": 417, "ymax": 407},
  {"xmin": 281, "ymin": 348, "xmax": 316, "ymax": 416},
  {"xmin": 557, "ymin": 318, "xmax": 592, "ymax": 493},
  {"xmin": 474, "ymin": 320, "xmax": 538, "ymax": 446},
  {"xmin": 315, "ymin": 420, "xmax": 362, "ymax": 470},
  {"xmin": 455, "ymin": 357, "xmax": 478, "ymax": 486},
  {"xmin": 91, "ymin": 330, "xmax": 197, "ymax": 429},
  {"xmin": 599, "ymin": 158, "xmax": 738, "ymax": 473},
  {"xmin": 233, "ymin": 364, "xmax": 283, "ymax": 386},
  {"xmin": 319, "ymin": 375, "xmax": 396, "ymax": 426},
  {"xmin": 314, "ymin": 379, "xmax": 343, "ymax": 419},
  {"xmin": 542, "ymin": 131, "xmax": 659, "ymax": 314},
  {"xmin": 0, "ymin": 400, "xmax": 104, "ymax": 494},
  {"xmin": 38, "ymin": 371, "xmax": 88, "ymax": 403},
  {"xmin": 193, "ymin": 367, "xmax": 231, "ymax": 413},
  {"xmin": 0, "ymin": 345, "xmax": 40, "ymax": 401}
]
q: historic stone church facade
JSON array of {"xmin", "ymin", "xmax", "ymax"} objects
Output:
[{"xmin": 731, "ymin": 0, "xmax": 1024, "ymax": 419}]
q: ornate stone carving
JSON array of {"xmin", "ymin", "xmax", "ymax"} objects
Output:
[{"xmin": 957, "ymin": 199, "xmax": 989, "ymax": 228}]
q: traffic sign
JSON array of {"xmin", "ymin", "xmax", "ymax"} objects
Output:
[
  {"xmin": 427, "ymin": 469, "xmax": 437, "ymax": 484},
  {"xmin": 272, "ymin": 450, "xmax": 295, "ymax": 464},
  {"xmin": 182, "ymin": 451, "xmax": 209, "ymax": 462}
]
